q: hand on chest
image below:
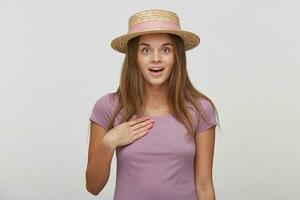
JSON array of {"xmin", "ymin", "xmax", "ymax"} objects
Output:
[{"xmin": 117, "ymin": 117, "xmax": 196, "ymax": 163}]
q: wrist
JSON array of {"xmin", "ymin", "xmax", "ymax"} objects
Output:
[{"xmin": 102, "ymin": 135, "xmax": 117, "ymax": 151}]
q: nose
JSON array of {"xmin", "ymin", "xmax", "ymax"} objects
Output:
[{"xmin": 151, "ymin": 49, "xmax": 162, "ymax": 63}]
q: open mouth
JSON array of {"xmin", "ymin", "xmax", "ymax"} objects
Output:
[{"xmin": 148, "ymin": 67, "xmax": 165, "ymax": 73}]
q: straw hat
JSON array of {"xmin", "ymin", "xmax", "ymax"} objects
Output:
[{"xmin": 111, "ymin": 9, "xmax": 200, "ymax": 54}]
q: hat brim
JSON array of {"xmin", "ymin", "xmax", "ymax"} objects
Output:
[{"xmin": 111, "ymin": 29, "xmax": 200, "ymax": 54}]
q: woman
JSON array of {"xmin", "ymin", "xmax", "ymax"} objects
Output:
[{"xmin": 86, "ymin": 9, "xmax": 220, "ymax": 200}]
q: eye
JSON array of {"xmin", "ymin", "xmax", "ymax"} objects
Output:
[
  {"xmin": 141, "ymin": 47, "xmax": 151, "ymax": 54},
  {"xmin": 162, "ymin": 47, "xmax": 171, "ymax": 54}
]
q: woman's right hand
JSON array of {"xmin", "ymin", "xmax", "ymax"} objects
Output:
[{"xmin": 103, "ymin": 116, "xmax": 154, "ymax": 150}]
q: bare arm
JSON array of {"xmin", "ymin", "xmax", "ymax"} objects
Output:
[
  {"xmin": 85, "ymin": 117, "xmax": 153, "ymax": 195},
  {"xmin": 194, "ymin": 126, "xmax": 216, "ymax": 200},
  {"xmin": 85, "ymin": 121, "xmax": 115, "ymax": 195}
]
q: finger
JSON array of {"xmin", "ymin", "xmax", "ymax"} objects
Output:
[
  {"xmin": 131, "ymin": 120, "xmax": 153, "ymax": 131},
  {"xmin": 131, "ymin": 129, "xmax": 149, "ymax": 141},
  {"xmin": 128, "ymin": 116, "xmax": 150, "ymax": 127},
  {"xmin": 132, "ymin": 123, "xmax": 153, "ymax": 134}
]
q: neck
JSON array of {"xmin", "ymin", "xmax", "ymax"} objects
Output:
[{"xmin": 144, "ymin": 84, "xmax": 168, "ymax": 107}]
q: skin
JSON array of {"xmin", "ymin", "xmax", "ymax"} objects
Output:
[
  {"xmin": 86, "ymin": 117, "xmax": 154, "ymax": 195},
  {"xmin": 86, "ymin": 33, "xmax": 216, "ymax": 200},
  {"xmin": 137, "ymin": 33, "xmax": 174, "ymax": 115},
  {"xmin": 138, "ymin": 33, "xmax": 216, "ymax": 199},
  {"xmin": 194, "ymin": 126, "xmax": 216, "ymax": 200}
]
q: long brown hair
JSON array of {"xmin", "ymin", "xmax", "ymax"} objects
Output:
[{"xmin": 107, "ymin": 33, "xmax": 220, "ymax": 142}]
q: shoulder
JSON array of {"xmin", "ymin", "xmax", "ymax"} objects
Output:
[
  {"xmin": 89, "ymin": 92, "xmax": 119, "ymax": 128},
  {"xmin": 94, "ymin": 92, "xmax": 119, "ymax": 108},
  {"xmin": 198, "ymin": 97, "xmax": 215, "ymax": 115},
  {"xmin": 193, "ymin": 96, "xmax": 217, "ymax": 134},
  {"xmin": 186, "ymin": 96, "xmax": 215, "ymax": 116}
]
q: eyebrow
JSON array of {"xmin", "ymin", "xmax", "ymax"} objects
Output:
[{"xmin": 138, "ymin": 42, "xmax": 173, "ymax": 47}]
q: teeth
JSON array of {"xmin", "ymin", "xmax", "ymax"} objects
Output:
[{"xmin": 150, "ymin": 67, "xmax": 164, "ymax": 70}]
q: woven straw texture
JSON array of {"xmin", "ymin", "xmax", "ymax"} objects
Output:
[
  {"xmin": 129, "ymin": 9, "xmax": 180, "ymax": 27},
  {"xmin": 111, "ymin": 9, "xmax": 200, "ymax": 54}
]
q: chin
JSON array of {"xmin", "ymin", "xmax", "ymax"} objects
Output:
[{"xmin": 146, "ymin": 79, "xmax": 168, "ymax": 86}]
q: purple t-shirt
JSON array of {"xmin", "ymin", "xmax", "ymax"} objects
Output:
[{"xmin": 89, "ymin": 92, "xmax": 217, "ymax": 200}]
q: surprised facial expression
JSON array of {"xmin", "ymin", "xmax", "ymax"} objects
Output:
[{"xmin": 137, "ymin": 33, "xmax": 175, "ymax": 87}]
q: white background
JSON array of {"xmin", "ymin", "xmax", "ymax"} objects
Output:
[{"xmin": 1, "ymin": 0, "xmax": 299, "ymax": 199}]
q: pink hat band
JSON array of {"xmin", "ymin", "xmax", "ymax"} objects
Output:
[{"xmin": 128, "ymin": 20, "xmax": 181, "ymax": 34}]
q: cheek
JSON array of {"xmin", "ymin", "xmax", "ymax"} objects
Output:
[
  {"xmin": 137, "ymin": 57, "xmax": 148, "ymax": 74},
  {"xmin": 137, "ymin": 54, "xmax": 147, "ymax": 67},
  {"xmin": 166, "ymin": 54, "xmax": 175, "ymax": 67}
]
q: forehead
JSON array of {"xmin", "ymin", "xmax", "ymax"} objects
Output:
[{"xmin": 138, "ymin": 33, "xmax": 173, "ymax": 45}]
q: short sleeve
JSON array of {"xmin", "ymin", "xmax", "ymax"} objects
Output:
[
  {"xmin": 89, "ymin": 93, "xmax": 114, "ymax": 129},
  {"xmin": 196, "ymin": 98, "xmax": 217, "ymax": 135}
]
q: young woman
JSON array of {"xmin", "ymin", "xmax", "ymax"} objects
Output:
[{"xmin": 86, "ymin": 9, "xmax": 220, "ymax": 200}]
